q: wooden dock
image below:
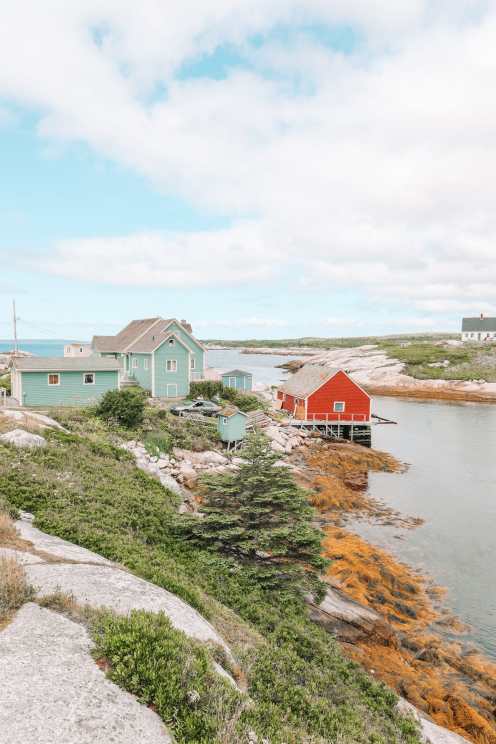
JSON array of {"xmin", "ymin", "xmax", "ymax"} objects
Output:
[{"xmin": 287, "ymin": 419, "xmax": 372, "ymax": 447}]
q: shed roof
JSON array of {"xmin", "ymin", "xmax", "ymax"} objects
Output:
[
  {"xmin": 12, "ymin": 357, "xmax": 121, "ymax": 372},
  {"xmin": 279, "ymin": 364, "xmax": 340, "ymax": 399},
  {"xmin": 222, "ymin": 369, "xmax": 253, "ymax": 377},
  {"xmin": 218, "ymin": 405, "xmax": 248, "ymax": 418},
  {"xmin": 462, "ymin": 317, "xmax": 496, "ymax": 332}
]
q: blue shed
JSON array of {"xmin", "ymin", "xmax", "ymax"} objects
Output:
[
  {"xmin": 217, "ymin": 406, "xmax": 248, "ymax": 448},
  {"xmin": 221, "ymin": 369, "xmax": 253, "ymax": 392}
]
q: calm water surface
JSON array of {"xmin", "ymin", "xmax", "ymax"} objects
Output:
[{"xmin": 361, "ymin": 396, "xmax": 496, "ymax": 658}]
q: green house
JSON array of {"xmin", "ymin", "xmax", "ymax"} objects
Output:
[
  {"xmin": 221, "ymin": 369, "xmax": 253, "ymax": 392},
  {"xmin": 92, "ymin": 316, "xmax": 206, "ymax": 398},
  {"xmin": 11, "ymin": 357, "xmax": 121, "ymax": 407},
  {"xmin": 217, "ymin": 406, "xmax": 248, "ymax": 448}
]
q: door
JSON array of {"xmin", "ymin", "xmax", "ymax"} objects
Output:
[
  {"xmin": 166, "ymin": 384, "xmax": 178, "ymax": 398},
  {"xmin": 228, "ymin": 376, "xmax": 237, "ymax": 389},
  {"xmin": 295, "ymin": 398, "xmax": 306, "ymax": 420}
]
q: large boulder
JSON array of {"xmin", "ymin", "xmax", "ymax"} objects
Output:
[{"xmin": 0, "ymin": 429, "xmax": 46, "ymax": 449}]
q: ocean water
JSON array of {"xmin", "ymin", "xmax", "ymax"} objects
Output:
[{"xmin": 0, "ymin": 340, "xmax": 80, "ymax": 357}]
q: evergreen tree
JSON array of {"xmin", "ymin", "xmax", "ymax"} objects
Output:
[{"xmin": 181, "ymin": 433, "xmax": 328, "ymax": 598}]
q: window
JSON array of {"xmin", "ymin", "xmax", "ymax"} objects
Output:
[
  {"xmin": 166, "ymin": 360, "xmax": 177, "ymax": 372},
  {"xmin": 168, "ymin": 338, "xmax": 175, "ymax": 346},
  {"xmin": 190, "ymin": 357, "xmax": 196, "ymax": 369},
  {"xmin": 132, "ymin": 358, "xmax": 138, "ymax": 369},
  {"xmin": 333, "ymin": 401, "xmax": 345, "ymax": 413},
  {"xmin": 48, "ymin": 373, "xmax": 60, "ymax": 386},
  {"xmin": 144, "ymin": 358, "xmax": 149, "ymax": 370},
  {"xmin": 222, "ymin": 417, "xmax": 228, "ymax": 425},
  {"xmin": 83, "ymin": 372, "xmax": 95, "ymax": 385},
  {"xmin": 79, "ymin": 347, "xmax": 83, "ymax": 353}
]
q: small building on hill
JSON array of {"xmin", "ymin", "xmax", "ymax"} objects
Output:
[
  {"xmin": 217, "ymin": 406, "xmax": 248, "ymax": 448},
  {"xmin": 461, "ymin": 314, "xmax": 496, "ymax": 342},
  {"xmin": 277, "ymin": 364, "xmax": 371, "ymax": 422},
  {"xmin": 11, "ymin": 357, "xmax": 121, "ymax": 408},
  {"xmin": 64, "ymin": 342, "xmax": 92, "ymax": 358},
  {"xmin": 221, "ymin": 369, "xmax": 253, "ymax": 392}
]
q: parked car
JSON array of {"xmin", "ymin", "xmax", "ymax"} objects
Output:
[{"xmin": 170, "ymin": 399, "xmax": 222, "ymax": 417}]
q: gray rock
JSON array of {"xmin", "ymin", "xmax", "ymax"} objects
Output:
[
  {"xmin": 0, "ymin": 428, "xmax": 46, "ymax": 449},
  {"xmin": 396, "ymin": 698, "xmax": 471, "ymax": 743},
  {"xmin": 15, "ymin": 520, "xmax": 114, "ymax": 565},
  {"xmin": 158, "ymin": 473, "xmax": 183, "ymax": 496},
  {"xmin": 0, "ymin": 603, "xmax": 171, "ymax": 744},
  {"xmin": 26, "ymin": 562, "xmax": 232, "ymax": 656},
  {"xmin": 0, "ymin": 547, "xmax": 44, "ymax": 565}
]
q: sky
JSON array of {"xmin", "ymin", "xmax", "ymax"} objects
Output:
[{"xmin": 1, "ymin": 1, "xmax": 496, "ymax": 341}]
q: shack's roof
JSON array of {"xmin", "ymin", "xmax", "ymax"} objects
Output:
[
  {"xmin": 12, "ymin": 357, "xmax": 121, "ymax": 372},
  {"xmin": 462, "ymin": 317, "xmax": 496, "ymax": 332},
  {"xmin": 222, "ymin": 369, "xmax": 253, "ymax": 377},
  {"xmin": 218, "ymin": 405, "xmax": 248, "ymax": 418},
  {"xmin": 92, "ymin": 317, "xmax": 198, "ymax": 353},
  {"xmin": 279, "ymin": 364, "xmax": 340, "ymax": 398}
]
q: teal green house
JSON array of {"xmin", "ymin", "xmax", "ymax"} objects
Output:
[
  {"xmin": 217, "ymin": 406, "xmax": 248, "ymax": 448},
  {"xmin": 11, "ymin": 357, "xmax": 121, "ymax": 408},
  {"xmin": 221, "ymin": 369, "xmax": 253, "ymax": 392},
  {"xmin": 92, "ymin": 316, "xmax": 206, "ymax": 398}
]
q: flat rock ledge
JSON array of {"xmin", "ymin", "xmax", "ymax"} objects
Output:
[{"xmin": 0, "ymin": 603, "xmax": 171, "ymax": 744}]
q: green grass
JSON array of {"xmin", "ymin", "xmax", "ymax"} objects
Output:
[
  {"xmin": 377, "ymin": 340, "xmax": 496, "ymax": 382},
  {"xmin": 204, "ymin": 333, "xmax": 459, "ymax": 350},
  {"xmin": 0, "ymin": 415, "xmax": 422, "ymax": 744}
]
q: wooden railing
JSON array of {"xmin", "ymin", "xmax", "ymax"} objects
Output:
[{"xmin": 305, "ymin": 412, "xmax": 369, "ymax": 423}]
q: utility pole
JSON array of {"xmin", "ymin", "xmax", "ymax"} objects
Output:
[{"xmin": 12, "ymin": 300, "xmax": 18, "ymax": 356}]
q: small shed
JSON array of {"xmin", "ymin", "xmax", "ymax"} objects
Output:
[
  {"xmin": 277, "ymin": 364, "xmax": 371, "ymax": 422},
  {"xmin": 217, "ymin": 405, "xmax": 248, "ymax": 448},
  {"xmin": 221, "ymin": 369, "xmax": 253, "ymax": 392}
]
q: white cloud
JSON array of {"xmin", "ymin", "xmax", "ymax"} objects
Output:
[{"xmin": 2, "ymin": 1, "xmax": 496, "ymax": 319}]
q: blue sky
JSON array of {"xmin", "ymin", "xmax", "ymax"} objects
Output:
[{"xmin": 1, "ymin": 2, "xmax": 494, "ymax": 340}]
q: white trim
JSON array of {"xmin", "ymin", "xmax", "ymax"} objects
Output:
[
  {"xmin": 151, "ymin": 353, "xmax": 156, "ymax": 396},
  {"xmin": 333, "ymin": 401, "xmax": 346, "ymax": 413},
  {"xmin": 166, "ymin": 383, "xmax": 178, "ymax": 398},
  {"xmin": 144, "ymin": 358, "xmax": 149, "ymax": 371},
  {"xmin": 48, "ymin": 373, "xmax": 60, "ymax": 386},
  {"xmin": 161, "ymin": 318, "xmax": 208, "ymax": 352},
  {"xmin": 222, "ymin": 416, "xmax": 228, "ymax": 425},
  {"xmin": 166, "ymin": 359, "xmax": 178, "ymax": 372},
  {"xmin": 123, "ymin": 317, "xmax": 163, "ymax": 353},
  {"xmin": 227, "ymin": 376, "xmax": 237, "ymax": 388},
  {"xmin": 19, "ymin": 371, "xmax": 23, "ymax": 406},
  {"xmin": 149, "ymin": 332, "xmax": 192, "ymax": 354},
  {"xmin": 132, "ymin": 357, "xmax": 138, "ymax": 369},
  {"xmin": 190, "ymin": 357, "xmax": 196, "ymax": 370},
  {"xmin": 83, "ymin": 372, "xmax": 96, "ymax": 385}
]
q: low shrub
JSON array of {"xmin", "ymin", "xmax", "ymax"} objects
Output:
[
  {"xmin": 189, "ymin": 381, "xmax": 263, "ymax": 413},
  {"xmin": 0, "ymin": 373, "xmax": 11, "ymax": 396},
  {"xmin": 95, "ymin": 388, "xmax": 147, "ymax": 428},
  {"xmin": 92, "ymin": 610, "xmax": 245, "ymax": 744},
  {"xmin": 0, "ymin": 512, "xmax": 17, "ymax": 544}
]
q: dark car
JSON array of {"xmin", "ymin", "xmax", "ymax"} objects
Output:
[{"xmin": 170, "ymin": 399, "xmax": 222, "ymax": 417}]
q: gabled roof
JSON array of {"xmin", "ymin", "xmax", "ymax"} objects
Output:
[
  {"xmin": 92, "ymin": 317, "xmax": 202, "ymax": 353},
  {"xmin": 12, "ymin": 357, "xmax": 121, "ymax": 372},
  {"xmin": 222, "ymin": 369, "xmax": 253, "ymax": 377},
  {"xmin": 462, "ymin": 317, "xmax": 496, "ymax": 332},
  {"xmin": 279, "ymin": 365, "xmax": 341, "ymax": 399}
]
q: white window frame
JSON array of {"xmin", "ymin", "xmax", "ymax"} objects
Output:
[
  {"xmin": 333, "ymin": 401, "xmax": 345, "ymax": 413},
  {"xmin": 48, "ymin": 373, "xmax": 60, "ymax": 386},
  {"xmin": 222, "ymin": 417, "xmax": 228, "ymax": 425},
  {"xmin": 168, "ymin": 338, "xmax": 175, "ymax": 346},
  {"xmin": 190, "ymin": 357, "xmax": 196, "ymax": 370},
  {"xmin": 144, "ymin": 358, "xmax": 149, "ymax": 371},
  {"xmin": 132, "ymin": 357, "xmax": 138, "ymax": 369},
  {"xmin": 166, "ymin": 359, "xmax": 178, "ymax": 372},
  {"xmin": 83, "ymin": 372, "xmax": 95, "ymax": 385},
  {"xmin": 227, "ymin": 376, "xmax": 237, "ymax": 388}
]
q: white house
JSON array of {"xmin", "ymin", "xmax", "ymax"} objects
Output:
[
  {"xmin": 64, "ymin": 342, "xmax": 93, "ymax": 358},
  {"xmin": 461, "ymin": 314, "xmax": 496, "ymax": 342}
]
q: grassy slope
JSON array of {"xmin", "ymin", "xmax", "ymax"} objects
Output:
[{"xmin": 0, "ymin": 410, "xmax": 421, "ymax": 744}]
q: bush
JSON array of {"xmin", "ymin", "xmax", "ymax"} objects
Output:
[
  {"xmin": 0, "ymin": 373, "xmax": 11, "ymax": 396},
  {"xmin": 144, "ymin": 431, "xmax": 173, "ymax": 457},
  {"xmin": 189, "ymin": 381, "xmax": 263, "ymax": 413},
  {"xmin": 95, "ymin": 388, "xmax": 147, "ymax": 428},
  {"xmin": 92, "ymin": 610, "xmax": 244, "ymax": 744}
]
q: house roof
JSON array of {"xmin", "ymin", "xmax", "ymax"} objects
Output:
[
  {"xmin": 218, "ymin": 405, "xmax": 248, "ymax": 418},
  {"xmin": 92, "ymin": 317, "xmax": 200, "ymax": 353},
  {"xmin": 12, "ymin": 357, "xmax": 121, "ymax": 372},
  {"xmin": 279, "ymin": 365, "xmax": 340, "ymax": 399},
  {"xmin": 462, "ymin": 317, "xmax": 496, "ymax": 332},
  {"xmin": 222, "ymin": 369, "xmax": 253, "ymax": 377}
]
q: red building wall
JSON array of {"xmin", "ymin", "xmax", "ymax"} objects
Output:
[
  {"xmin": 278, "ymin": 390, "xmax": 296, "ymax": 413},
  {"xmin": 306, "ymin": 371, "xmax": 370, "ymax": 421}
]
